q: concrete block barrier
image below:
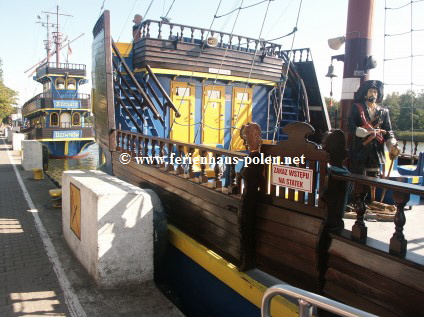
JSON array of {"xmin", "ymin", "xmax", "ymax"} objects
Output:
[
  {"xmin": 12, "ymin": 133, "xmax": 26, "ymax": 151},
  {"xmin": 21, "ymin": 140, "xmax": 43, "ymax": 171},
  {"xmin": 62, "ymin": 170, "xmax": 154, "ymax": 288}
]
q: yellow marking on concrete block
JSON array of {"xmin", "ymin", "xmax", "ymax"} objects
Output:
[{"xmin": 32, "ymin": 168, "xmax": 44, "ymax": 180}]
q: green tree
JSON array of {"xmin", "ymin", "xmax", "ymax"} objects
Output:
[
  {"xmin": 0, "ymin": 58, "xmax": 18, "ymax": 123},
  {"xmin": 383, "ymin": 92, "xmax": 400, "ymax": 131}
]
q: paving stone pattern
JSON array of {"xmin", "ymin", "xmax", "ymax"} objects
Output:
[{"xmin": 0, "ymin": 138, "xmax": 70, "ymax": 317}]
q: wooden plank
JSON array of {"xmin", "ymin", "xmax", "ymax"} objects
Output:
[
  {"xmin": 112, "ymin": 160, "xmax": 239, "ymax": 225},
  {"xmin": 260, "ymin": 193, "xmax": 326, "ymax": 218},
  {"xmin": 256, "ymin": 241, "xmax": 318, "ymax": 276},
  {"xmin": 328, "ymin": 255, "xmax": 424, "ymax": 308},
  {"xmin": 257, "ymin": 256, "xmax": 320, "ymax": 293},
  {"xmin": 113, "ymin": 166, "xmax": 241, "ymax": 263},
  {"xmin": 135, "ymin": 38, "xmax": 283, "ymax": 66},
  {"xmin": 256, "ymin": 230, "xmax": 317, "ymax": 262},
  {"xmin": 323, "ymin": 281, "xmax": 399, "ymax": 317},
  {"xmin": 257, "ymin": 202, "xmax": 323, "ymax": 235},
  {"xmin": 256, "ymin": 219, "xmax": 318, "ymax": 249},
  {"xmin": 326, "ymin": 268, "xmax": 418, "ymax": 317},
  {"xmin": 329, "ymin": 237, "xmax": 424, "ymax": 292},
  {"xmin": 112, "ymin": 152, "xmax": 240, "ymax": 213}
]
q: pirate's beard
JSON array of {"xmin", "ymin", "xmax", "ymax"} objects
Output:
[{"xmin": 366, "ymin": 96, "xmax": 377, "ymax": 103}]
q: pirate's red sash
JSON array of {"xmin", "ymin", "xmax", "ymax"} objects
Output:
[{"xmin": 355, "ymin": 103, "xmax": 384, "ymax": 144}]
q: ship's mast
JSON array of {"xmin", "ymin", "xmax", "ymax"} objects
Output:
[
  {"xmin": 43, "ymin": 5, "xmax": 72, "ymax": 65},
  {"xmin": 340, "ymin": 0, "xmax": 375, "ymax": 138}
]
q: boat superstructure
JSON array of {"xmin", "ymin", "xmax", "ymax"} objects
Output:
[
  {"xmin": 91, "ymin": 4, "xmax": 424, "ymax": 316},
  {"xmin": 22, "ymin": 6, "xmax": 94, "ymax": 158}
]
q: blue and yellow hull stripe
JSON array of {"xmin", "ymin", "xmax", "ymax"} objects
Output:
[{"xmin": 168, "ymin": 225, "xmax": 298, "ymax": 316}]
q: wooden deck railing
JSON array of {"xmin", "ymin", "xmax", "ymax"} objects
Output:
[
  {"xmin": 332, "ymin": 172, "xmax": 424, "ymax": 258},
  {"xmin": 116, "ymin": 130, "xmax": 248, "ymax": 195},
  {"xmin": 138, "ymin": 19, "xmax": 283, "ymax": 57}
]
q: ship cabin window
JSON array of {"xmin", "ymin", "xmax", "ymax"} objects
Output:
[
  {"xmin": 56, "ymin": 77, "xmax": 65, "ymax": 90},
  {"xmin": 50, "ymin": 112, "xmax": 59, "ymax": 127},
  {"xmin": 72, "ymin": 112, "xmax": 81, "ymax": 126},
  {"xmin": 67, "ymin": 78, "xmax": 76, "ymax": 90},
  {"xmin": 236, "ymin": 92, "xmax": 249, "ymax": 101}
]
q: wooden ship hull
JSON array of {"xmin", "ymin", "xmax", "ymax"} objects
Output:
[{"xmin": 92, "ymin": 10, "xmax": 424, "ymax": 317}]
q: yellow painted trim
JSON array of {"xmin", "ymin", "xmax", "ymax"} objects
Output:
[
  {"xmin": 55, "ymin": 77, "xmax": 66, "ymax": 90},
  {"xmin": 50, "ymin": 112, "xmax": 59, "ymax": 127},
  {"xmin": 168, "ymin": 225, "xmax": 298, "ymax": 316},
  {"xmin": 412, "ymin": 176, "xmax": 420, "ymax": 184},
  {"xmin": 135, "ymin": 67, "xmax": 277, "ymax": 86},
  {"xmin": 37, "ymin": 138, "xmax": 95, "ymax": 142},
  {"xmin": 64, "ymin": 141, "xmax": 69, "ymax": 156},
  {"xmin": 24, "ymin": 108, "xmax": 89, "ymax": 117},
  {"xmin": 114, "ymin": 42, "xmax": 133, "ymax": 57},
  {"xmin": 37, "ymin": 74, "xmax": 85, "ymax": 80},
  {"xmin": 72, "ymin": 112, "xmax": 81, "ymax": 126}
]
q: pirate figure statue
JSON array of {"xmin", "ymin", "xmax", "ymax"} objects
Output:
[{"xmin": 348, "ymin": 80, "xmax": 400, "ymax": 202}]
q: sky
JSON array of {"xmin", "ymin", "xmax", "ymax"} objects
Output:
[{"xmin": 1, "ymin": 0, "xmax": 424, "ymax": 107}]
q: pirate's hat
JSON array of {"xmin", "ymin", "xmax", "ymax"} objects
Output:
[{"xmin": 354, "ymin": 80, "xmax": 384, "ymax": 103}]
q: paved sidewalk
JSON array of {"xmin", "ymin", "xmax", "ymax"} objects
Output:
[
  {"xmin": 0, "ymin": 139, "xmax": 70, "ymax": 316},
  {"xmin": 0, "ymin": 135, "xmax": 184, "ymax": 317}
]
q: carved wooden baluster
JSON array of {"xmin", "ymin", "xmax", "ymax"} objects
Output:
[
  {"xmin": 198, "ymin": 150, "xmax": 208, "ymax": 184},
  {"xmin": 117, "ymin": 131, "xmax": 122, "ymax": 151},
  {"xmin": 402, "ymin": 140, "xmax": 406, "ymax": 154},
  {"xmin": 219, "ymin": 33, "xmax": 224, "ymax": 47},
  {"xmin": 200, "ymin": 29, "xmax": 205, "ymax": 42},
  {"xmin": 158, "ymin": 21, "xmax": 162, "ymax": 39},
  {"xmin": 126, "ymin": 134, "xmax": 131, "ymax": 154},
  {"xmin": 175, "ymin": 145, "xmax": 184, "ymax": 175},
  {"xmin": 146, "ymin": 21, "xmax": 151, "ymax": 38},
  {"xmin": 185, "ymin": 147, "xmax": 195, "ymax": 179},
  {"xmin": 180, "ymin": 26, "xmax": 184, "ymax": 41},
  {"xmin": 237, "ymin": 36, "xmax": 242, "ymax": 51},
  {"xmin": 132, "ymin": 135, "xmax": 137, "ymax": 156},
  {"xmin": 169, "ymin": 24, "xmax": 174, "ymax": 40},
  {"xmin": 166, "ymin": 142, "xmax": 174, "ymax": 172},
  {"xmin": 227, "ymin": 160, "xmax": 239, "ymax": 195},
  {"xmin": 213, "ymin": 153, "xmax": 222, "ymax": 189},
  {"xmin": 389, "ymin": 192, "xmax": 409, "ymax": 257},
  {"xmin": 144, "ymin": 138, "xmax": 149, "ymax": 161},
  {"xmin": 190, "ymin": 27, "xmax": 195, "ymax": 43},
  {"xmin": 159, "ymin": 141, "xmax": 165, "ymax": 168},
  {"xmin": 414, "ymin": 141, "xmax": 418, "ymax": 156},
  {"xmin": 137, "ymin": 137, "xmax": 142, "ymax": 157},
  {"xmin": 351, "ymin": 184, "xmax": 368, "ymax": 243},
  {"xmin": 246, "ymin": 38, "xmax": 250, "ymax": 51},
  {"xmin": 254, "ymin": 40, "xmax": 259, "ymax": 52},
  {"xmin": 299, "ymin": 49, "xmax": 304, "ymax": 62},
  {"xmin": 151, "ymin": 139, "xmax": 157, "ymax": 165},
  {"xmin": 142, "ymin": 24, "xmax": 146, "ymax": 38},
  {"xmin": 229, "ymin": 35, "xmax": 233, "ymax": 49}
]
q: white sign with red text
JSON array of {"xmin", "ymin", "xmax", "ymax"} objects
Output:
[{"xmin": 271, "ymin": 165, "xmax": 313, "ymax": 193}]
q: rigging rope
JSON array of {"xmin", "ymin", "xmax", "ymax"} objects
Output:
[
  {"xmin": 214, "ymin": 0, "xmax": 272, "ymax": 19},
  {"xmin": 164, "ymin": 0, "xmax": 176, "ymax": 18},
  {"xmin": 271, "ymin": 0, "xmax": 303, "ymax": 143},
  {"xmin": 228, "ymin": 0, "xmax": 273, "ymax": 149}
]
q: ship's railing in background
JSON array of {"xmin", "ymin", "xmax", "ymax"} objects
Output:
[
  {"xmin": 281, "ymin": 48, "xmax": 312, "ymax": 63},
  {"xmin": 23, "ymin": 92, "xmax": 90, "ymax": 107},
  {"xmin": 138, "ymin": 19, "xmax": 283, "ymax": 57},
  {"xmin": 261, "ymin": 284, "xmax": 377, "ymax": 317},
  {"xmin": 331, "ymin": 172, "xmax": 424, "ymax": 257},
  {"xmin": 39, "ymin": 62, "xmax": 86, "ymax": 70},
  {"xmin": 399, "ymin": 138, "xmax": 422, "ymax": 162},
  {"xmin": 36, "ymin": 62, "xmax": 86, "ymax": 78},
  {"xmin": 116, "ymin": 130, "xmax": 248, "ymax": 195}
]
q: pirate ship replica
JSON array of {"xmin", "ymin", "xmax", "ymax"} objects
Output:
[
  {"xmin": 91, "ymin": 1, "xmax": 424, "ymax": 316},
  {"xmin": 22, "ymin": 6, "xmax": 94, "ymax": 158}
]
